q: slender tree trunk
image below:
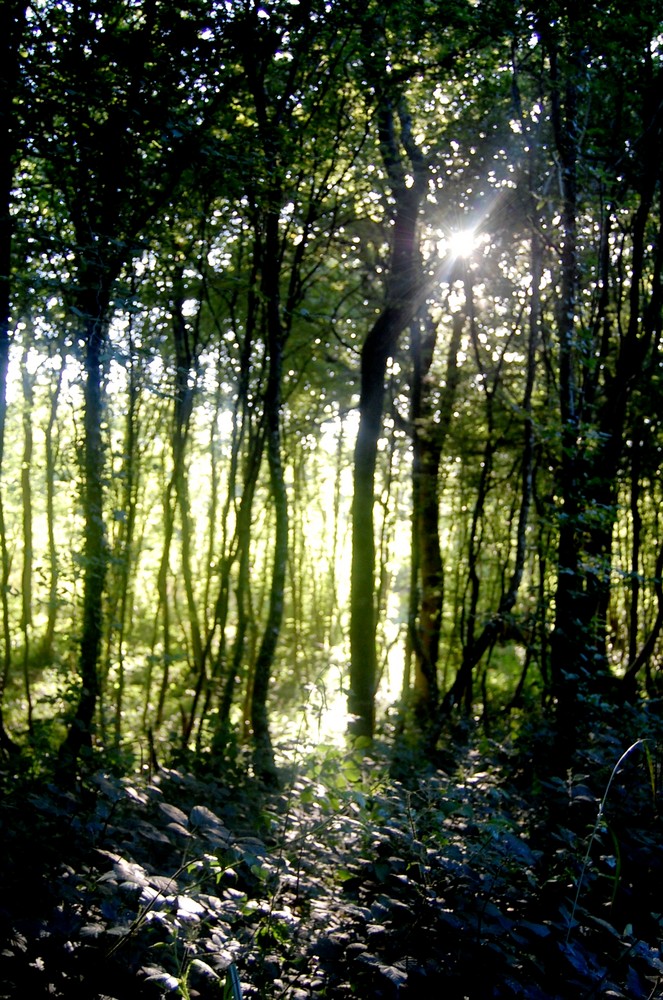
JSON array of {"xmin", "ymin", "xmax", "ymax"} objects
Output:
[
  {"xmin": 208, "ymin": 263, "xmax": 262, "ymax": 748},
  {"xmin": 349, "ymin": 90, "xmax": 427, "ymax": 738},
  {"xmin": 154, "ymin": 463, "xmax": 175, "ymax": 730},
  {"xmin": 409, "ymin": 314, "xmax": 442, "ymax": 720},
  {"xmin": 621, "ymin": 539, "xmax": 663, "ymax": 699},
  {"xmin": 112, "ymin": 336, "xmax": 140, "ymax": 746},
  {"xmin": 150, "ymin": 281, "xmax": 202, "ymax": 738},
  {"xmin": 214, "ymin": 497, "xmax": 254, "ymax": 750},
  {"xmin": 287, "ymin": 448, "xmax": 305, "ymax": 678},
  {"xmin": 168, "ymin": 278, "xmax": 206, "ymax": 746},
  {"xmin": 547, "ymin": 40, "xmax": 583, "ymax": 737},
  {"xmin": 450, "ymin": 426, "xmax": 495, "ymax": 715},
  {"xmin": 193, "ymin": 365, "xmax": 225, "ymax": 750},
  {"xmin": 350, "ymin": 326, "xmax": 387, "ymax": 739},
  {"xmin": 41, "ymin": 362, "xmax": 64, "ymax": 661},
  {"xmin": 0, "ymin": 0, "xmax": 26, "ymax": 753},
  {"xmin": 409, "ymin": 307, "xmax": 464, "ymax": 726},
  {"xmin": 0, "ymin": 428, "xmax": 12, "ymax": 750},
  {"xmin": 250, "ymin": 216, "xmax": 287, "ymax": 785},
  {"xmin": 206, "ymin": 398, "xmax": 264, "ymax": 748},
  {"xmin": 59, "ymin": 289, "xmax": 113, "ymax": 767},
  {"xmin": 21, "ymin": 352, "xmax": 34, "ymax": 733},
  {"xmin": 328, "ymin": 415, "xmax": 345, "ymax": 650},
  {"xmin": 251, "ymin": 410, "xmax": 287, "ymax": 784},
  {"xmin": 627, "ymin": 442, "xmax": 642, "ymax": 667}
]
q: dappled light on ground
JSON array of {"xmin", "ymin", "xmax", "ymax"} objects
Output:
[{"xmin": 1, "ymin": 715, "xmax": 661, "ymax": 998}]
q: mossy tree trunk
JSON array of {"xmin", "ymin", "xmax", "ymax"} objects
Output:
[{"xmin": 59, "ymin": 278, "xmax": 116, "ymax": 766}]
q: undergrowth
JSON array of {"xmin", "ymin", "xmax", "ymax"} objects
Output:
[{"xmin": 0, "ymin": 706, "xmax": 661, "ymax": 999}]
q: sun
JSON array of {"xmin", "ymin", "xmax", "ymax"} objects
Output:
[{"xmin": 447, "ymin": 227, "xmax": 478, "ymax": 259}]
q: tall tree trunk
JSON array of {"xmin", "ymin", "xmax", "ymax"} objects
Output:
[
  {"xmin": 409, "ymin": 307, "xmax": 464, "ymax": 726},
  {"xmin": 151, "ymin": 271, "xmax": 203, "ymax": 741},
  {"xmin": 206, "ymin": 375, "xmax": 264, "ymax": 748},
  {"xmin": 409, "ymin": 314, "xmax": 442, "ymax": 721},
  {"xmin": 349, "ymin": 91, "xmax": 427, "ymax": 738},
  {"xmin": 547, "ymin": 38, "xmax": 583, "ymax": 737},
  {"xmin": 154, "ymin": 462, "xmax": 175, "ymax": 730},
  {"xmin": 21, "ymin": 352, "xmax": 34, "ymax": 734},
  {"xmin": 350, "ymin": 336, "xmax": 387, "ymax": 738},
  {"xmin": 627, "ymin": 441, "xmax": 642, "ymax": 667},
  {"xmin": 210, "ymin": 475, "xmax": 256, "ymax": 753},
  {"xmin": 448, "ymin": 415, "xmax": 496, "ymax": 715},
  {"xmin": 207, "ymin": 257, "xmax": 262, "ymax": 749},
  {"xmin": 213, "ymin": 481, "xmax": 257, "ymax": 752},
  {"xmin": 59, "ymin": 287, "xmax": 113, "ymax": 767},
  {"xmin": 112, "ymin": 332, "xmax": 140, "ymax": 746},
  {"xmin": 0, "ymin": 0, "xmax": 26, "ymax": 753},
  {"xmin": 169, "ymin": 284, "xmax": 205, "ymax": 746},
  {"xmin": 41, "ymin": 362, "xmax": 64, "ymax": 662},
  {"xmin": 250, "ymin": 215, "xmax": 287, "ymax": 785}
]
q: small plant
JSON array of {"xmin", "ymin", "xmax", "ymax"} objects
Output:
[
  {"xmin": 222, "ymin": 962, "xmax": 243, "ymax": 999},
  {"xmin": 567, "ymin": 738, "xmax": 656, "ymax": 941}
]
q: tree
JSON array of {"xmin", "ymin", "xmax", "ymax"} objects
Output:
[
  {"xmin": 24, "ymin": 0, "xmax": 233, "ymax": 765},
  {"xmin": 349, "ymin": 12, "xmax": 429, "ymax": 738},
  {"xmin": 407, "ymin": 305, "xmax": 464, "ymax": 727},
  {"xmin": 532, "ymin": 2, "xmax": 663, "ymax": 740},
  {"xmin": 0, "ymin": 1, "xmax": 27, "ymax": 753},
  {"xmin": 235, "ymin": 0, "xmax": 363, "ymax": 778}
]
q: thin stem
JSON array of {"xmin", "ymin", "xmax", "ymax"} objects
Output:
[{"xmin": 567, "ymin": 739, "xmax": 647, "ymax": 941}]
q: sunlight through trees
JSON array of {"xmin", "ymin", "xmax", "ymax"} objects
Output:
[{"xmin": 0, "ymin": 0, "xmax": 661, "ymax": 770}]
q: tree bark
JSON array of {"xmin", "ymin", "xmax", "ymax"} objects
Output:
[
  {"xmin": 169, "ymin": 273, "xmax": 206, "ymax": 746},
  {"xmin": 41, "ymin": 363, "xmax": 64, "ymax": 662},
  {"xmin": 546, "ymin": 35, "xmax": 585, "ymax": 738},
  {"xmin": 546, "ymin": 28, "xmax": 663, "ymax": 735},
  {"xmin": 59, "ymin": 282, "xmax": 114, "ymax": 767},
  {"xmin": 250, "ymin": 213, "xmax": 287, "ymax": 786},
  {"xmin": 0, "ymin": 0, "xmax": 26, "ymax": 754},
  {"xmin": 108, "ymin": 326, "xmax": 140, "ymax": 746},
  {"xmin": 349, "ymin": 89, "xmax": 427, "ymax": 738},
  {"xmin": 20, "ymin": 352, "xmax": 34, "ymax": 733},
  {"xmin": 408, "ymin": 307, "xmax": 464, "ymax": 725}
]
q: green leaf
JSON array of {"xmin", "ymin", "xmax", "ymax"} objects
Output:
[
  {"xmin": 342, "ymin": 760, "xmax": 362, "ymax": 783},
  {"xmin": 335, "ymin": 867, "xmax": 357, "ymax": 883},
  {"xmin": 223, "ymin": 963, "xmax": 243, "ymax": 1000}
]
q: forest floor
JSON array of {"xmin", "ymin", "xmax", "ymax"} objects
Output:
[{"xmin": 0, "ymin": 709, "xmax": 662, "ymax": 999}]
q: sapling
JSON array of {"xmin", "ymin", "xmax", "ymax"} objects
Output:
[{"xmin": 567, "ymin": 738, "xmax": 655, "ymax": 941}]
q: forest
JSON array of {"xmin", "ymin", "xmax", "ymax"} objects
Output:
[{"xmin": 0, "ymin": 0, "xmax": 662, "ymax": 996}]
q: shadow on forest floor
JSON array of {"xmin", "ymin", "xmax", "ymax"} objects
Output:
[{"xmin": 0, "ymin": 714, "xmax": 662, "ymax": 999}]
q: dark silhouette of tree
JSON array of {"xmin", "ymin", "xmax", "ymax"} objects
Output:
[
  {"xmin": 349, "ymin": 16, "xmax": 429, "ymax": 738},
  {"xmin": 0, "ymin": 1, "xmax": 28, "ymax": 754}
]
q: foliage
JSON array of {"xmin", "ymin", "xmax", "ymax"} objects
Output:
[{"xmin": 1, "ymin": 708, "xmax": 661, "ymax": 998}]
